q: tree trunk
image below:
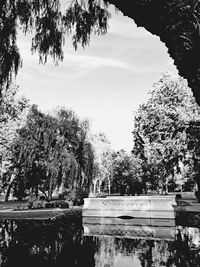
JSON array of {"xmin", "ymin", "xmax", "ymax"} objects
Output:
[
  {"xmin": 35, "ymin": 185, "xmax": 38, "ymax": 198},
  {"xmin": 39, "ymin": 188, "xmax": 48, "ymax": 199},
  {"xmin": 48, "ymin": 177, "xmax": 53, "ymax": 200},
  {"xmin": 195, "ymin": 178, "xmax": 200, "ymax": 202},
  {"xmin": 98, "ymin": 180, "xmax": 101, "ymax": 194},
  {"xmin": 108, "ymin": 178, "xmax": 111, "ymax": 195},
  {"xmin": 93, "ymin": 180, "xmax": 97, "ymax": 194},
  {"xmin": 165, "ymin": 177, "xmax": 169, "ymax": 195},
  {"xmin": 165, "ymin": 181, "xmax": 168, "ymax": 195},
  {"xmin": 5, "ymin": 169, "xmax": 17, "ymax": 202}
]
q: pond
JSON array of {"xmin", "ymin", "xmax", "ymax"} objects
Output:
[{"xmin": 0, "ymin": 217, "xmax": 199, "ymax": 267}]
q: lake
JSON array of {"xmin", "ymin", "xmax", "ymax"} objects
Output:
[{"xmin": 0, "ymin": 217, "xmax": 199, "ymax": 267}]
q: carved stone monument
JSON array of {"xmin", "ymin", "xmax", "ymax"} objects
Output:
[{"xmin": 83, "ymin": 195, "xmax": 176, "ymax": 219}]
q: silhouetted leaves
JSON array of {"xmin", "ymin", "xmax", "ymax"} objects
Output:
[{"xmin": 0, "ymin": 0, "xmax": 110, "ymax": 90}]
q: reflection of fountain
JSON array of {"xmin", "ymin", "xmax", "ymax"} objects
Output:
[{"xmin": 83, "ymin": 217, "xmax": 176, "ymax": 241}]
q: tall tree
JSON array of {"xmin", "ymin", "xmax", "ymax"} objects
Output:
[
  {"xmin": 0, "ymin": 84, "xmax": 29, "ymax": 195},
  {"xmin": 89, "ymin": 132, "xmax": 113, "ymax": 194},
  {"xmin": 186, "ymin": 120, "xmax": 200, "ymax": 198},
  {"xmin": 0, "ymin": 84, "xmax": 29, "ymax": 158},
  {"xmin": 5, "ymin": 105, "xmax": 94, "ymax": 201},
  {"xmin": 133, "ymin": 73, "xmax": 200, "ymax": 193}
]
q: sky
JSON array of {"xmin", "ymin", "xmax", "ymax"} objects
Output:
[{"xmin": 16, "ymin": 5, "xmax": 178, "ymax": 152}]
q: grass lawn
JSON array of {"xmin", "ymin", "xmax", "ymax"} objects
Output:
[{"xmin": 0, "ymin": 199, "xmax": 82, "ymax": 220}]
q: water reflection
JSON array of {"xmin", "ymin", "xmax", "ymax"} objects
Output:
[
  {"xmin": 83, "ymin": 217, "xmax": 176, "ymax": 240},
  {"xmin": 87, "ymin": 227, "xmax": 200, "ymax": 267},
  {"xmin": 0, "ymin": 218, "xmax": 199, "ymax": 266}
]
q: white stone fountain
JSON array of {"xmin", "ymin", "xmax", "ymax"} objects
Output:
[
  {"xmin": 83, "ymin": 195, "xmax": 177, "ymax": 240},
  {"xmin": 83, "ymin": 195, "xmax": 176, "ymax": 219}
]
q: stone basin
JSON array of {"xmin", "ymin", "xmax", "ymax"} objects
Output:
[{"xmin": 83, "ymin": 195, "xmax": 176, "ymax": 219}]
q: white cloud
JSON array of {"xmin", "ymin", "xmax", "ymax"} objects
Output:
[{"xmin": 16, "ymin": 6, "xmax": 178, "ymax": 152}]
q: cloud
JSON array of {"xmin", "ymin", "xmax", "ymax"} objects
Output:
[
  {"xmin": 16, "ymin": 6, "xmax": 178, "ymax": 152},
  {"xmin": 61, "ymin": 53, "xmax": 153, "ymax": 74}
]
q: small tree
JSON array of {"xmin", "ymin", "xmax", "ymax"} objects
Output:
[{"xmin": 89, "ymin": 132, "xmax": 114, "ymax": 194}]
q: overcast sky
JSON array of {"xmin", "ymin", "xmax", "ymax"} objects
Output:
[{"xmin": 16, "ymin": 5, "xmax": 178, "ymax": 152}]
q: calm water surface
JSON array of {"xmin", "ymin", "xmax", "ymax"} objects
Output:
[{"xmin": 0, "ymin": 217, "xmax": 199, "ymax": 267}]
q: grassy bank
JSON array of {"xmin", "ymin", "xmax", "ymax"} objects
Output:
[{"xmin": 0, "ymin": 200, "xmax": 82, "ymax": 221}]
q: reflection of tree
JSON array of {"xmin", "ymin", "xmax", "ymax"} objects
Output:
[
  {"xmin": 0, "ymin": 219, "xmax": 96, "ymax": 267},
  {"xmin": 93, "ymin": 227, "xmax": 200, "ymax": 267},
  {"xmin": 94, "ymin": 237, "xmax": 169, "ymax": 267},
  {"xmin": 167, "ymin": 226, "xmax": 200, "ymax": 267},
  {"xmin": 0, "ymin": 221, "xmax": 200, "ymax": 267},
  {"xmin": 94, "ymin": 237, "xmax": 115, "ymax": 267}
]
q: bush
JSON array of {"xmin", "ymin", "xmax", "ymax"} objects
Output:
[
  {"xmin": 27, "ymin": 196, "xmax": 36, "ymax": 209},
  {"xmin": 58, "ymin": 193, "xmax": 66, "ymax": 200},
  {"xmin": 175, "ymin": 194, "xmax": 182, "ymax": 201},
  {"xmin": 45, "ymin": 202, "xmax": 54, "ymax": 208},
  {"xmin": 65, "ymin": 188, "xmax": 88, "ymax": 206},
  {"xmin": 39, "ymin": 195, "xmax": 46, "ymax": 201},
  {"xmin": 30, "ymin": 199, "xmax": 46, "ymax": 209},
  {"xmin": 47, "ymin": 200, "xmax": 69, "ymax": 209},
  {"xmin": 27, "ymin": 198, "xmax": 69, "ymax": 209}
]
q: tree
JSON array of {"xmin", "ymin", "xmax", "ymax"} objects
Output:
[
  {"xmin": 55, "ymin": 108, "xmax": 94, "ymax": 194},
  {"xmin": 132, "ymin": 73, "xmax": 200, "ymax": 193},
  {"xmin": 111, "ymin": 150, "xmax": 143, "ymax": 195},
  {"xmin": 185, "ymin": 120, "xmax": 200, "ymax": 199},
  {"xmin": 5, "ymin": 105, "xmax": 94, "ymax": 201},
  {"xmin": 0, "ymin": 84, "xmax": 29, "ymax": 196},
  {"xmin": 89, "ymin": 132, "xmax": 113, "ymax": 194},
  {"xmin": 0, "ymin": 84, "xmax": 29, "ymax": 158},
  {"xmin": 0, "ymin": 0, "xmax": 110, "ymax": 90},
  {"xmin": 1, "ymin": 0, "xmax": 200, "ymax": 108}
]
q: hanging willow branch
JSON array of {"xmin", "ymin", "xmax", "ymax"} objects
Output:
[{"xmin": 0, "ymin": 0, "xmax": 110, "ymax": 90}]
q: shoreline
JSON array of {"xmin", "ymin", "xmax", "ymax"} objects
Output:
[
  {"xmin": 0, "ymin": 205, "xmax": 199, "ymax": 220},
  {"xmin": 0, "ymin": 192, "xmax": 199, "ymax": 221},
  {"xmin": 0, "ymin": 207, "xmax": 82, "ymax": 220}
]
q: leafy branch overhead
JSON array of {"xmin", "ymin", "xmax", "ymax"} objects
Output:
[
  {"xmin": 0, "ymin": 0, "xmax": 110, "ymax": 89},
  {"xmin": 2, "ymin": 0, "xmax": 200, "ymax": 105}
]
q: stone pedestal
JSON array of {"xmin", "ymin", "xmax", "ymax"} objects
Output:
[{"xmin": 83, "ymin": 195, "xmax": 176, "ymax": 219}]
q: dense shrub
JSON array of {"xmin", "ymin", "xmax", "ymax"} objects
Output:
[
  {"xmin": 27, "ymin": 198, "xmax": 69, "ymax": 209},
  {"xmin": 45, "ymin": 200, "xmax": 69, "ymax": 209},
  {"xmin": 175, "ymin": 194, "xmax": 182, "ymax": 201},
  {"xmin": 27, "ymin": 199, "xmax": 46, "ymax": 209},
  {"xmin": 39, "ymin": 196, "xmax": 46, "ymax": 201},
  {"xmin": 64, "ymin": 188, "xmax": 88, "ymax": 206}
]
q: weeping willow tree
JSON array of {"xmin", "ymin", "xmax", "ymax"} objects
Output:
[
  {"xmin": 0, "ymin": 0, "xmax": 110, "ymax": 92},
  {"xmin": 5, "ymin": 105, "xmax": 94, "ymax": 201}
]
